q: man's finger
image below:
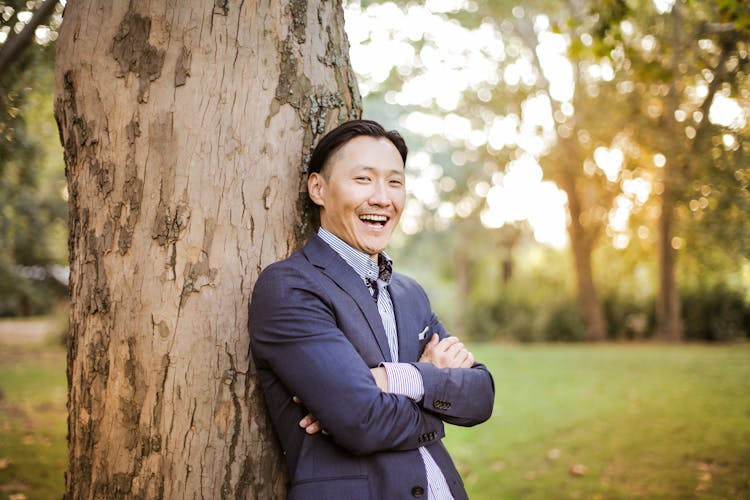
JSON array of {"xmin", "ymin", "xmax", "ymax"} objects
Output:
[
  {"xmin": 434, "ymin": 336, "xmax": 460, "ymax": 352},
  {"xmin": 455, "ymin": 348, "xmax": 471, "ymax": 368},
  {"xmin": 305, "ymin": 421, "xmax": 321, "ymax": 434},
  {"xmin": 445, "ymin": 341, "xmax": 465, "ymax": 359},
  {"xmin": 299, "ymin": 413, "xmax": 315, "ymax": 428},
  {"xmin": 419, "ymin": 334, "xmax": 440, "ymax": 363},
  {"xmin": 462, "ymin": 351, "xmax": 474, "ymax": 368}
]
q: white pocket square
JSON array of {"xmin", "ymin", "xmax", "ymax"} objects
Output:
[{"xmin": 418, "ymin": 326, "xmax": 429, "ymax": 340}]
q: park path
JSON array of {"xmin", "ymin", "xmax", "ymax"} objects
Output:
[{"xmin": 0, "ymin": 317, "xmax": 61, "ymax": 345}]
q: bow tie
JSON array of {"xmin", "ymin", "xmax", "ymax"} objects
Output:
[{"xmin": 366, "ymin": 254, "xmax": 392, "ymax": 302}]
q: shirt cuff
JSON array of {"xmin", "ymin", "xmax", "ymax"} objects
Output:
[{"xmin": 382, "ymin": 362, "xmax": 424, "ymax": 401}]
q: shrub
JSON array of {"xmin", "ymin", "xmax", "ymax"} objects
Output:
[
  {"xmin": 539, "ymin": 300, "xmax": 586, "ymax": 342},
  {"xmin": 681, "ymin": 286, "xmax": 750, "ymax": 341}
]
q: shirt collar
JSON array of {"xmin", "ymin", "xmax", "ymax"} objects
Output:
[{"xmin": 317, "ymin": 228, "xmax": 393, "ymax": 284}]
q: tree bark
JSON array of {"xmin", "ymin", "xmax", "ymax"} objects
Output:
[{"xmin": 54, "ymin": 1, "xmax": 360, "ymax": 498}]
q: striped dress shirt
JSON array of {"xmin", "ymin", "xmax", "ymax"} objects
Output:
[{"xmin": 318, "ymin": 228, "xmax": 455, "ymax": 500}]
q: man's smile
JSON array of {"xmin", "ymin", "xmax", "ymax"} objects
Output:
[{"xmin": 359, "ymin": 213, "xmax": 389, "ymax": 229}]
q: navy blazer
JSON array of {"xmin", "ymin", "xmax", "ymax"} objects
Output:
[{"xmin": 249, "ymin": 234, "xmax": 495, "ymax": 499}]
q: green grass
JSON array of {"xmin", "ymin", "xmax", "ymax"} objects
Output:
[
  {"xmin": 0, "ymin": 345, "xmax": 67, "ymax": 500},
  {"xmin": 447, "ymin": 343, "xmax": 750, "ymax": 499},
  {"xmin": 1, "ymin": 342, "xmax": 749, "ymax": 499}
]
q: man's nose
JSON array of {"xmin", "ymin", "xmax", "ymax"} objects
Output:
[{"xmin": 368, "ymin": 180, "xmax": 391, "ymax": 206}]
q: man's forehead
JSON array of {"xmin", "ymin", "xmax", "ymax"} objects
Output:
[{"xmin": 328, "ymin": 136, "xmax": 403, "ymax": 166}]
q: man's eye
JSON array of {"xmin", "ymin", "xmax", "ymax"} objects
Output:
[
  {"xmin": 390, "ymin": 180, "xmax": 403, "ymax": 186},
  {"xmin": 356, "ymin": 176, "xmax": 370, "ymax": 182}
]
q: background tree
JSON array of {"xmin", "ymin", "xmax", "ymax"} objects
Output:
[
  {"xmin": 584, "ymin": 0, "xmax": 750, "ymax": 340},
  {"xmin": 0, "ymin": 0, "xmax": 67, "ymax": 316},
  {"xmin": 55, "ymin": 1, "xmax": 359, "ymax": 497},
  {"xmin": 345, "ymin": 0, "xmax": 749, "ymax": 342}
]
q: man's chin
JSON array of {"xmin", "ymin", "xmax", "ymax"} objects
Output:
[{"xmin": 361, "ymin": 243, "xmax": 388, "ymax": 258}]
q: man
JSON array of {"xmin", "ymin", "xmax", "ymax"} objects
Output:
[{"xmin": 249, "ymin": 120, "xmax": 494, "ymax": 499}]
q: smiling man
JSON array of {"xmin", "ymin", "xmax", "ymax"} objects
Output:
[{"xmin": 249, "ymin": 120, "xmax": 495, "ymax": 499}]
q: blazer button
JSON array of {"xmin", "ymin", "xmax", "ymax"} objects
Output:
[
  {"xmin": 432, "ymin": 400, "xmax": 441, "ymax": 409},
  {"xmin": 411, "ymin": 486, "xmax": 425, "ymax": 497}
]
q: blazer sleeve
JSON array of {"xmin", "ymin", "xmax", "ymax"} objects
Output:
[
  {"xmin": 249, "ymin": 262, "xmax": 445, "ymax": 456},
  {"xmin": 411, "ymin": 300, "xmax": 495, "ymax": 427}
]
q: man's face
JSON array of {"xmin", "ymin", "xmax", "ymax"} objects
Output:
[{"xmin": 308, "ymin": 135, "xmax": 406, "ymax": 261}]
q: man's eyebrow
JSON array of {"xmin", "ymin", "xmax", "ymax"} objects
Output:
[{"xmin": 352, "ymin": 165, "xmax": 405, "ymax": 176}]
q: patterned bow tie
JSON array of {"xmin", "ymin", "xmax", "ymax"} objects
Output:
[
  {"xmin": 377, "ymin": 253, "xmax": 392, "ymax": 283},
  {"xmin": 367, "ymin": 254, "xmax": 392, "ymax": 302}
]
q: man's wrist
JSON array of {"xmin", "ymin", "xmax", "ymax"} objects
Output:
[{"xmin": 370, "ymin": 366, "xmax": 388, "ymax": 392}]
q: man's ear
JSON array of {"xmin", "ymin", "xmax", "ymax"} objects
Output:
[{"xmin": 307, "ymin": 172, "xmax": 325, "ymax": 207}]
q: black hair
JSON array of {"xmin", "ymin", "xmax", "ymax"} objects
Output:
[{"xmin": 307, "ymin": 119, "xmax": 408, "ymax": 175}]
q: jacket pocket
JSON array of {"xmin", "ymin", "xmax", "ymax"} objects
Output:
[{"xmin": 289, "ymin": 476, "xmax": 369, "ymax": 500}]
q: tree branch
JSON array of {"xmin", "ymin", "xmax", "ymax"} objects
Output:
[{"xmin": 0, "ymin": 0, "xmax": 59, "ymax": 78}]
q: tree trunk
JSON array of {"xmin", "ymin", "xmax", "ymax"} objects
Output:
[
  {"xmin": 54, "ymin": 1, "xmax": 360, "ymax": 498},
  {"xmin": 453, "ymin": 242, "xmax": 472, "ymax": 335},
  {"xmin": 558, "ymin": 168, "xmax": 608, "ymax": 342},
  {"xmin": 656, "ymin": 3, "xmax": 685, "ymax": 341},
  {"xmin": 655, "ymin": 174, "xmax": 683, "ymax": 341}
]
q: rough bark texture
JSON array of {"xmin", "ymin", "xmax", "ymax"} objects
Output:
[{"xmin": 54, "ymin": 1, "xmax": 360, "ymax": 498}]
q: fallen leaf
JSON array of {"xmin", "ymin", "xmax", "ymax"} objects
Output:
[
  {"xmin": 0, "ymin": 457, "xmax": 12, "ymax": 469},
  {"xmin": 490, "ymin": 461, "xmax": 506, "ymax": 471},
  {"xmin": 9, "ymin": 494, "xmax": 27, "ymax": 500},
  {"xmin": 569, "ymin": 463, "xmax": 587, "ymax": 476},
  {"xmin": 547, "ymin": 448, "xmax": 561, "ymax": 460}
]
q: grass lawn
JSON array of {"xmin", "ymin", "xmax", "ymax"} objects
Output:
[
  {"xmin": 0, "ymin": 344, "xmax": 67, "ymax": 500},
  {"xmin": 1, "ymin": 341, "xmax": 748, "ymax": 499},
  {"xmin": 447, "ymin": 342, "xmax": 750, "ymax": 499}
]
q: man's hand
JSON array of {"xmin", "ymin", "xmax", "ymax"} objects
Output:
[
  {"xmin": 295, "ymin": 367, "xmax": 387, "ymax": 434},
  {"xmin": 295, "ymin": 343, "xmax": 470, "ymax": 435},
  {"xmin": 419, "ymin": 334, "xmax": 474, "ymax": 369},
  {"xmin": 293, "ymin": 396, "xmax": 326, "ymax": 435}
]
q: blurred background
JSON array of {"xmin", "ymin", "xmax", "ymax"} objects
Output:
[
  {"xmin": 1, "ymin": 0, "xmax": 749, "ymax": 498},
  {"xmin": 348, "ymin": 0, "xmax": 750, "ymax": 343}
]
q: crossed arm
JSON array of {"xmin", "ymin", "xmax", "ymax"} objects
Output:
[
  {"xmin": 251, "ymin": 263, "xmax": 493, "ymax": 453},
  {"xmin": 300, "ymin": 334, "xmax": 479, "ymax": 434}
]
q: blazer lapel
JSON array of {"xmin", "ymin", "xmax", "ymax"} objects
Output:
[
  {"xmin": 388, "ymin": 277, "xmax": 420, "ymax": 363},
  {"xmin": 303, "ymin": 235, "xmax": 392, "ymax": 362}
]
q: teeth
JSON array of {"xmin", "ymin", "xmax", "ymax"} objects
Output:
[{"xmin": 360, "ymin": 214, "xmax": 387, "ymax": 222}]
